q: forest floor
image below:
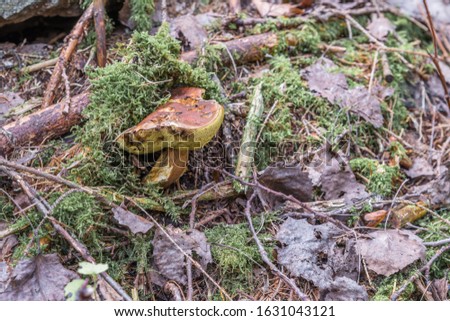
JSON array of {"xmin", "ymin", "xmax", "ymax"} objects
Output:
[{"xmin": 0, "ymin": 0, "xmax": 449, "ymax": 301}]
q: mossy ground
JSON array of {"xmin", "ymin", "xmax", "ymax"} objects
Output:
[{"xmin": 1, "ymin": 6, "xmax": 447, "ymax": 301}]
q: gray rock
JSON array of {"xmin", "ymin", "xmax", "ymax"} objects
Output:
[{"xmin": 0, "ymin": 0, "xmax": 82, "ymax": 28}]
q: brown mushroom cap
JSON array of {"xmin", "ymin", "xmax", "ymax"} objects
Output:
[{"xmin": 116, "ymin": 87, "xmax": 224, "ymax": 155}]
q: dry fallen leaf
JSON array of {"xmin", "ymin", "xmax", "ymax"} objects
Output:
[
  {"xmin": 356, "ymin": 229, "xmax": 426, "ymax": 276},
  {"xmin": 112, "ymin": 207, "xmax": 154, "ymax": 235},
  {"xmin": 367, "ymin": 16, "xmax": 395, "ymax": 41},
  {"xmin": 152, "ymin": 226, "xmax": 212, "ymax": 286},
  {"xmin": 363, "ymin": 210, "xmax": 388, "ymax": 227},
  {"xmin": 307, "ymin": 154, "xmax": 369, "ymax": 204},
  {"xmin": 258, "ymin": 166, "xmax": 314, "ymax": 207},
  {"xmin": 0, "ymin": 254, "xmax": 78, "ymax": 300},
  {"xmin": 0, "ymin": 222, "xmax": 18, "ymax": 261},
  {"xmin": 404, "ymin": 157, "xmax": 434, "ymax": 179},
  {"xmin": 276, "ymin": 218, "xmax": 367, "ymax": 300},
  {"xmin": 0, "ymin": 92, "xmax": 24, "ymax": 125},
  {"xmin": 390, "ymin": 201, "xmax": 427, "ymax": 228},
  {"xmin": 303, "ymin": 59, "xmax": 384, "ymax": 128},
  {"xmin": 252, "ymin": 0, "xmax": 304, "ymax": 17},
  {"xmin": 412, "ymin": 166, "xmax": 450, "ymax": 206},
  {"xmin": 170, "ymin": 14, "xmax": 208, "ymax": 51}
]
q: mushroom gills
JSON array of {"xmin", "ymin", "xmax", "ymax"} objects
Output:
[{"xmin": 143, "ymin": 148, "xmax": 189, "ymax": 188}]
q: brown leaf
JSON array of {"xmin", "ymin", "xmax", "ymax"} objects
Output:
[
  {"xmin": 303, "ymin": 59, "xmax": 384, "ymax": 128},
  {"xmin": 340, "ymin": 86, "xmax": 384, "ymax": 128},
  {"xmin": 404, "ymin": 157, "xmax": 434, "ymax": 178},
  {"xmin": 259, "ymin": 166, "xmax": 314, "ymax": 207},
  {"xmin": 112, "ymin": 207, "xmax": 154, "ymax": 235},
  {"xmin": 0, "ymin": 92, "xmax": 24, "ymax": 125},
  {"xmin": 367, "ymin": 16, "xmax": 395, "ymax": 41},
  {"xmin": 363, "ymin": 210, "xmax": 388, "ymax": 227},
  {"xmin": 303, "ymin": 58, "xmax": 348, "ymax": 104},
  {"xmin": 412, "ymin": 166, "xmax": 450, "ymax": 206},
  {"xmin": 118, "ymin": 0, "xmax": 135, "ymax": 29},
  {"xmin": 356, "ymin": 230, "xmax": 426, "ymax": 276},
  {"xmin": 276, "ymin": 218, "xmax": 367, "ymax": 300},
  {"xmin": 252, "ymin": 0, "xmax": 304, "ymax": 17},
  {"xmin": 0, "ymin": 254, "xmax": 78, "ymax": 300},
  {"xmin": 390, "ymin": 201, "xmax": 427, "ymax": 228},
  {"xmin": 430, "ymin": 277, "xmax": 448, "ymax": 301},
  {"xmin": 152, "ymin": 227, "xmax": 212, "ymax": 286},
  {"xmin": 170, "ymin": 14, "xmax": 208, "ymax": 51},
  {"xmin": 308, "ymin": 155, "xmax": 369, "ymax": 203},
  {"xmin": 0, "ymin": 222, "xmax": 18, "ymax": 261}
]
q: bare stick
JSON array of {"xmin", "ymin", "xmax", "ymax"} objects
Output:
[
  {"xmin": 244, "ymin": 192, "xmax": 309, "ymax": 301},
  {"xmin": 234, "ymin": 83, "xmax": 264, "ymax": 192},
  {"xmin": 20, "ymin": 58, "xmax": 58, "ymax": 74},
  {"xmin": 391, "ymin": 244, "xmax": 450, "ymax": 300},
  {"xmin": 381, "ymin": 52, "xmax": 394, "ymax": 83},
  {"xmin": 93, "ymin": 0, "xmax": 107, "ymax": 67},
  {"xmin": 42, "ymin": 4, "xmax": 94, "ymax": 107}
]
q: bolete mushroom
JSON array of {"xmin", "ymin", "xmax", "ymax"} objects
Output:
[{"xmin": 116, "ymin": 87, "xmax": 224, "ymax": 187}]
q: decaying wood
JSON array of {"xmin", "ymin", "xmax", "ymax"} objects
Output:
[
  {"xmin": 42, "ymin": 4, "xmax": 94, "ymax": 108},
  {"xmin": 234, "ymin": 83, "xmax": 264, "ymax": 192},
  {"xmin": 0, "ymin": 93, "xmax": 89, "ymax": 157},
  {"xmin": 181, "ymin": 32, "xmax": 279, "ymax": 65},
  {"xmin": 20, "ymin": 57, "xmax": 58, "ymax": 74},
  {"xmin": 94, "ymin": 0, "xmax": 107, "ymax": 67}
]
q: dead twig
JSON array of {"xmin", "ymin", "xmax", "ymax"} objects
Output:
[
  {"xmin": 42, "ymin": 4, "xmax": 94, "ymax": 107},
  {"xmin": 93, "ymin": 0, "xmax": 107, "ymax": 67},
  {"xmin": 244, "ymin": 192, "xmax": 309, "ymax": 301},
  {"xmin": 391, "ymin": 244, "xmax": 450, "ymax": 300},
  {"xmin": 422, "ymin": 0, "xmax": 450, "ymax": 114},
  {"xmin": 127, "ymin": 198, "xmax": 232, "ymax": 300}
]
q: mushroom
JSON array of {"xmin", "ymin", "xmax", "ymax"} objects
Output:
[{"xmin": 116, "ymin": 87, "xmax": 224, "ymax": 187}]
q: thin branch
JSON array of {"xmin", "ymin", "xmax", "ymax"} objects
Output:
[{"xmin": 244, "ymin": 192, "xmax": 309, "ymax": 301}]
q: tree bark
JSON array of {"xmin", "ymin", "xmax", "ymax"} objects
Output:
[{"xmin": 0, "ymin": 93, "xmax": 89, "ymax": 157}]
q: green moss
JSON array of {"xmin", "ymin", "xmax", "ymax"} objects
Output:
[
  {"xmin": 0, "ymin": 195, "xmax": 14, "ymax": 220},
  {"xmin": 205, "ymin": 222, "xmax": 274, "ymax": 295},
  {"xmin": 417, "ymin": 210, "xmax": 450, "ymax": 279},
  {"xmin": 52, "ymin": 192, "xmax": 103, "ymax": 240},
  {"xmin": 130, "ymin": 0, "xmax": 155, "ymax": 31},
  {"xmin": 350, "ymin": 158, "xmax": 403, "ymax": 196},
  {"xmin": 372, "ymin": 269, "xmax": 417, "ymax": 300}
]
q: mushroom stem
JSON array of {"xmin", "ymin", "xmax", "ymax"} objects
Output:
[{"xmin": 143, "ymin": 148, "xmax": 189, "ymax": 188}]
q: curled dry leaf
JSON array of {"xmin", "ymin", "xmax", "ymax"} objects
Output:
[
  {"xmin": 363, "ymin": 210, "xmax": 388, "ymax": 227},
  {"xmin": 0, "ymin": 254, "xmax": 78, "ymax": 300},
  {"xmin": 152, "ymin": 226, "xmax": 212, "ymax": 286},
  {"xmin": 390, "ymin": 201, "xmax": 428, "ymax": 228},
  {"xmin": 112, "ymin": 207, "xmax": 154, "ymax": 235},
  {"xmin": 356, "ymin": 230, "xmax": 426, "ymax": 276},
  {"xmin": 276, "ymin": 218, "xmax": 367, "ymax": 300}
]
